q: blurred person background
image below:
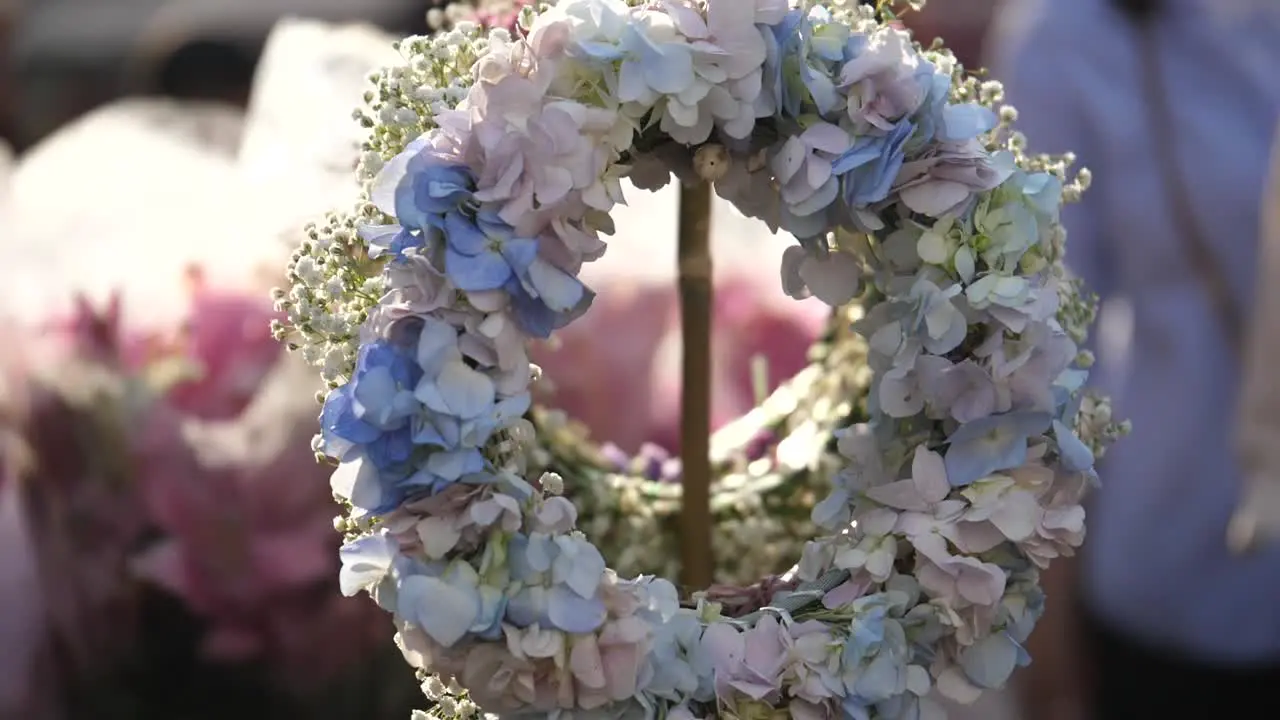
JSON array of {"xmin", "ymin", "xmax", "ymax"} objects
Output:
[{"xmin": 989, "ymin": 0, "xmax": 1280, "ymax": 718}]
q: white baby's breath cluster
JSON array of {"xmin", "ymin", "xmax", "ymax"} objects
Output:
[
  {"xmin": 353, "ymin": 23, "xmax": 502, "ymax": 183},
  {"xmin": 274, "ymin": 24, "xmax": 498, "ymax": 385},
  {"xmin": 414, "ymin": 675, "xmax": 486, "ymax": 720},
  {"xmin": 272, "ymin": 211, "xmax": 383, "ymax": 388}
]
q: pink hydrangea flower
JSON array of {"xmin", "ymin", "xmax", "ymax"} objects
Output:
[
  {"xmin": 839, "ymin": 27, "xmax": 929, "ymax": 133},
  {"xmin": 702, "ymin": 615, "xmax": 789, "ymax": 705},
  {"xmin": 911, "ymin": 532, "xmax": 1007, "ymax": 612}
]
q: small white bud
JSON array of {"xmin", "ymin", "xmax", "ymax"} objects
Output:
[{"xmin": 540, "ymin": 472, "xmax": 565, "ymax": 496}]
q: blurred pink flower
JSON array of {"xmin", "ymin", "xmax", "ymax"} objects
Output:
[
  {"xmin": 43, "ymin": 268, "xmax": 282, "ymax": 420},
  {"xmin": 163, "ymin": 269, "xmax": 284, "ymax": 420},
  {"xmin": 474, "ymin": 0, "xmax": 528, "ymax": 32},
  {"xmin": 530, "ymin": 274, "xmax": 828, "ymax": 454},
  {"xmin": 130, "ymin": 361, "xmax": 384, "ymax": 687},
  {"xmin": 131, "ymin": 404, "xmax": 326, "ymax": 642},
  {"xmin": 22, "ymin": 273, "xmax": 379, "ymax": 690}
]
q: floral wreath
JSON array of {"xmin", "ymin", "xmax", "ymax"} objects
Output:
[{"xmin": 279, "ymin": 1, "xmax": 1125, "ymax": 718}]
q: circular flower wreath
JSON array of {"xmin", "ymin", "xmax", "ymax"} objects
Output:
[{"xmin": 279, "ymin": 1, "xmax": 1126, "ymax": 718}]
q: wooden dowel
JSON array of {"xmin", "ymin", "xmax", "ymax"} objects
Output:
[{"xmin": 677, "ymin": 180, "xmax": 714, "ymax": 591}]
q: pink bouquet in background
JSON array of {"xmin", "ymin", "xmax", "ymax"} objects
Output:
[
  {"xmin": 472, "ymin": 0, "xmax": 528, "ymax": 31},
  {"xmin": 47, "ymin": 269, "xmax": 282, "ymax": 420},
  {"xmin": 3, "ymin": 270, "xmax": 417, "ymax": 720}
]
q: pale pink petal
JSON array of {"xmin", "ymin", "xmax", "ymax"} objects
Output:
[
  {"xmin": 955, "ymin": 561, "xmax": 1006, "ymax": 606},
  {"xmin": 800, "ymin": 122, "xmax": 852, "ymax": 155},
  {"xmin": 798, "ymin": 251, "xmax": 861, "ymax": 307},
  {"xmin": 600, "ymin": 642, "xmax": 642, "ymax": 701},
  {"xmin": 910, "ymin": 446, "xmax": 951, "ymax": 504},
  {"xmin": 900, "ymin": 180, "xmax": 971, "ymax": 217},
  {"xmin": 864, "ymin": 479, "xmax": 930, "ymax": 512},
  {"xmin": 701, "ymin": 622, "xmax": 745, "ymax": 671},
  {"xmin": 570, "ymin": 634, "xmax": 607, "ymax": 689}
]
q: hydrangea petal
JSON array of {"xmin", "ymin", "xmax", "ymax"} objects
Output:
[
  {"xmin": 338, "ymin": 533, "xmax": 397, "ymax": 596},
  {"xmin": 798, "ymin": 250, "xmax": 862, "ymax": 307},
  {"xmin": 445, "ymin": 248, "xmax": 515, "ymax": 291},
  {"xmin": 1053, "ymin": 419, "xmax": 1095, "ymax": 472},
  {"xmin": 527, "ymin": 257, "xmax": 587, "ymax": 311},
  {"xmin": 958, "ymin": 632, "xmax": 1019, "ymax": 689},
  {"xmin": 547, "ymin": 585, "xmax": 608, "ymax": 633},
  {"xmin": 432, "ymin": 361, "xmax": 497, "ymax": 419},
  {"xmin": 397, "ymin": 574, "xmax": 480, "ymax": 648}
]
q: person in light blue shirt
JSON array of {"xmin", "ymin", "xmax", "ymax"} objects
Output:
[{"xmin": 989, "ymin": 0, "xmax": 1280, "ymax": 718}]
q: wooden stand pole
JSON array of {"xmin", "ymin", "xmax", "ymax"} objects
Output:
[{"xmin": 677, "ymin": 181, "xmax": 714, "ymax": 591}]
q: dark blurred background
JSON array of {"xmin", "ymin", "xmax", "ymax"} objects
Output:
[
  {"xmin": 0, "ymin": 1, "xmax": 996, "ymax": 154},
  {"xmin": 0, "ymin": 0, "xmax": 449, "ymax": 152}
]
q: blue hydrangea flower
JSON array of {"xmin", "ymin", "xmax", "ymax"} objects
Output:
[
  {"xmin": 1053, "ymin": 419, "xmax": 1095, "ymax": 473},
  {"xmin": 505, "ymin": 256, "xmax": 594, "ymax": 339},
  {"xmin": 765, "ymin": 8, "xmax": 841, "ymax": 118},
  {"xmin": 958, "ymin": 631, "xmax": 1022, "ymax": 690},
  {"xmin": 320, "ymin": 340, "xmax": 423, "ymax": 470},
  {"xmin": 395, "ymin": 560, "xmax": 506, "ymax": 647},
  {"xmin": 1013, "ymin": 170, "xmax": 1063, "ymax": 219},
  {"xmin": 910, "ymin": 68, "xmax": 999, "ymax": 153},
  {"xmin": 504, "ymin": 533, "xmax": 608, "ymax": 634},
  {"xmin": 411, "ymin": 319, "xmax": 528, "ymax": 448},
  {"xmin": 400, "ymin": 448, "xmax": 488, "ymax": 494},
  {"xmin": 442, "ymin": 208, "xmax": 539, "ymax": 292},
  {"xmin": 834, "ymin": 118, "xmax": 915, "ymax": 208},
  {"xmin": 364, "ymin": 141, "xmax": 477, "ymax": 259},
  {"xmin": 338, "ymin": 531, "xmax": 397, "ymax": 597},
  {"xmin": 943, "ymin": 410, "xmax": 1053, "ymax": 487},
  {"xmin": 811, "ymin": 8, "xmax": 861, "ymax": 65},
  {"xmin": 358, "ymin": 223, "xmax": 422, "ymax": 260},
  {"xmin": 1001, "ymin": 576, "xmax": 1045, "ymax": 654},
  {"xmin": 438, "ymin": 207, "xmax": 592, "ymax": 337},
  {"xmin": 906, "ymin": 67, "xmax": 953, "ymax": 149},
  {"xmin": 617, "ymin": 20, "xmax": 697, "ymax": 100},
  {"xmin": 407, "ymin": 317, "xmax": 531, "ymax": 487},
  {"xmin": 387, "ymin": 154, "xmax": 474, "ymax": 233},
  {"xmin": 329, "ymin": 452, "xmax": 421, "ymax": 517},
  {"xmin": 840, "ymin": 594, "xmax": 911, "ymax": 710}
]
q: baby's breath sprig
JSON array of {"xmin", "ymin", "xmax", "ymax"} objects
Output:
[
  {"xmin": 274, "ymin": 210, "xmax": 382, "ymax": 387},
  {"xmin": 354, "ymin": 24, "xmax": 496, "ymax": 181}
]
